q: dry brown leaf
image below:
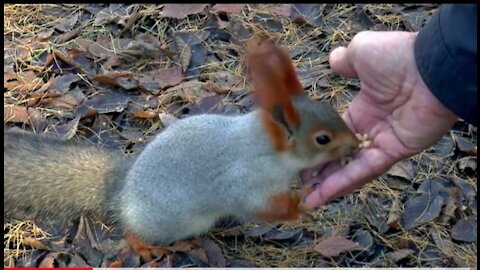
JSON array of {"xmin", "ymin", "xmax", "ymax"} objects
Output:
[
  {"xmin": 385, "ymin": 249, "xmax": 415, "ymax": 263},
  {"xmin": 198, "ymin": 239, "xmax": 226, "ymax": 267},
  {"xmin": 133, "ymin": 110, "xmax": 158, "ymax": 119},
  {"xmin": 161, "ymin": 4, "xmax": 208, "ymax": 19},
  {"xmin": 54, "ymin": 26, "xmax": 84, "ymax": 44},
  {"xmin": 313, "ymin": 235, "xmax": 359, "ymax": 257},
  {"xmin": 167, "ymin": 241, "xmax": 196, "ymax": 252},
  {"xmin": 37, "ymin": 29, "xmax": 55, "ymax": 40},
  {"xmin": 387, "ymin": 197, "xmax": 403, "ymax": 230},
  {"xmin": 4, "ymin": 104, "xmax": 29, "ymax": 123},
  {"xmin": 158, "ymin": 112, "xmax": 178, "ymax": 127},
  {"xmin": 151, "ymin": 66, "xmax": 185, "ymax": 89},
  {"xmin": 88, "ymin": 42, "xmax": 113, "ymax": 58},
  {"xmin": 430, "ymin": 228, "xmax": 455, "ymax": 256},
  {"xmin": 22, "ymin": 237, "xmax": 49, "ymax": 250},
  {"xmin": 403, "ymin": 193, "xmax": 444, "ymax": 230},
  {"xmin": 211, "ymin": 4, "xmax": 245, "ymax": 14},
  {"xmin": 55, "ymin": 14, "xmax": 78, "ymax": 32},
  {"xmin": 52, "ymin": 116, "xmax": 81, "ymax": 140},
  {"xmin": 94, "ymin": 71, "xmax": 137, "ymax": 89},
  {"xmin": 4, "ymin": 71, "xmax": 42, "ymax": 92},
  {"xmin": 38, "ymin": 253, "xmax": 57, "ymax": 268},
  {"xmin": 48, "ymin": 73, "xmax": 80, "ymax": 95},
  {"xmin": 175, "ymin": 37, "xmax": 192, "ymax": 72},
  {"xmin": 187, "ymin": 248, "xmax": 209, "ymax": 265},
  {"xmin": 451, "ymin": 216, "xmax": 477, "ymax": 242},
  {"xmin": 386, "ymin": 160, "xmax": 415, "ymax": 181},
  {"xmin": 137, "ymin": 77, "xmax": 161, "ymax": 94},
  {"xmin": 166, "ymin": 80, "xmax": 212, "ymax": 103},
  {"xmin": 291, "ymin": 4, "xmax": 324, "ymax": 26},
  {"xmin": 204, "ymin": 81, "xmax": 230, "ymax": 94},
  {"xmin": 269, "ymin": 4, "xmax": 292, "ymax": 18}
]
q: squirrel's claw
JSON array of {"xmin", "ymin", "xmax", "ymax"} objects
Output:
[{"xmin": 126, "ymin": 232, "xmax": 171, "ymax": 262}]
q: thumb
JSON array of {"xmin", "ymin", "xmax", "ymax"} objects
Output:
[{"xmin": 329, "ymin": 46, "xmax": 357, "ymax": 78}]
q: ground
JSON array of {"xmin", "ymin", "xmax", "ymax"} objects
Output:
[{"xmin": 4, "ymin": 4, "xmax": 477, "ymax": 268}]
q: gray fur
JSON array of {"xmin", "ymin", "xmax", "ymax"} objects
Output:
[{"xmin": 4, "ymin": 96, "xmax": 355, "ymax": 245}]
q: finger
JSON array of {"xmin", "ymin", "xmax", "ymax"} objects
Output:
[
  {"xmin": 329, "ymin": 46, "xmax": 358, "ymax": 78},
  {"xmin": 304, "ymin": 148, "xmax": 395, "ymax": 207}
]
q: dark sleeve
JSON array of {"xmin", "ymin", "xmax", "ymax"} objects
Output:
[{"xmin": 414, "ymin": 4, "xmax": 477, "ymax": 126}]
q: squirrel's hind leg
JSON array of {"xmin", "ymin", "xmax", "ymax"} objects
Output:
[{"xmin": 126, "ymin": 232, "xmax": 171, "ymax": 262}]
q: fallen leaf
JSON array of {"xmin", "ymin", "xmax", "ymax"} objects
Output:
[
  {"xmin": 15, "ymin": 249, "xmax": 47, "ymax": 267},
  {"xmin": 88, "ymin": 42, "xmax": 113, "ymax": 58},
  {"xmin": 264, "ymin": 228, "xmax": 303, "ymax": 241},
  {"xmin": 51, "ymin": 116, "xmax": 81, "ymax": 140},
  {"xmin": 198, "ymin": 239, "xmax": 226, "ymax": 267},
  {"xmin": 385, "ymin": 248, "xmax": 414, "ymax": 263},
  {"xmin": 208, "ymin": 70, "xmax": 241, "ymax": 89},
  {"xmin": 362, "ymin": 196, "xmax": 390, "ymax": 233},
  {"xmin": 133, "ymin": 110, "xmax": 158, "ymax": 119},
  {"xmin": 352, "ymin": 230, "xmax": 373, "ymax": 249},
  {"xmin": 402, "ymin": 6, "xmax": 430, "ymax": 31},
  {"xmin": 4, "ymin": 105, "xmax": 30, "ymax": 124},
  {"xmin": 313, "ymin": 235, "xmax": 359, "ymax": 257},
  {"xmin": 252, "ymin": 13, "xmax": 283, "ymax": 32},
  {"xmin": 428, "ymin": 133, "xmax": 455, "ymax": 158},
  {"xmin": 38, "ymin": 252, "xmax": 58, "ymax": 268},
  {"xmin": 451, "ymin": 216, "xmax": 477, "ymax": 242},
  {"xmin": 176, "ymin": 32, "xmax": 208, "ymax": 77},
  {"xmin": 457, "ymin": 157, "xmax": 477, "ymax": 174},
  {"xmin": 48, "ymin": 73, "xmax": 81, "ymax": 95},
  {"xmin": 387, "ymin": 197, "xmax": 403, "ymax": 230},
  {"xmin": 55, "ymin": 14, "xmax": 79, "ymax": 32},
  {"xmin": 37, "ymin": 29, "xmax": 55, "ymax": 40},
  {"xmin": 22, "ymin": 236, "xmax": 49, "ymax": 250},
  {"xmin": 94, "ymin": 71, "xmax": 138, "ymax": 90},
  {"xmin": 296, "ymin": 63, "xmax": 330, "ymax": 89},
  {"xmin": 137, "ymin": 77, "xmax": 161, "ymax": 94},
  {"xmin": 386, "ymin": 160, "xmax": 416, "ymax": 181},
  {"xmin": 67, "ymin": 252, "xmax": 90, "ymax": 267},
  {"xmin": 54, "ymin": 26, "xmax": 84, "ymax": 44},
  {"xmin": 175, "ymin": 36, "xmax": 192, "ymax": 72},
  {"xmin": 158, "ymin": 112, "xmax": 178, "ymax": 127},
  {"xmin": 166, "ymin": 80, "xmax": 212, "ymax": 103},
  {"xmin": 211, "ymin": 4, "xmax": 244, "ymax": 14},
  {"xmin": 403, "ymin": 193, "xmax": 445, "ymax": 230},
  {"xmin": 83, "ymin": 91, "xmax": 133, "ymax": 114},
  {"xmin": 291, "ymin": 4, "xmax": 324, "ymax": 26},
  {"xmin": 351, "ymin": 5, "xmax": 375, "ymax": 29},
  {"xmin": 187, "ymin": 248, "xmax": 209, "ymax": 266},
  {"xmin": 150, "ymin": 66, "xmax": 185, "ymax": 89},
  {"xmin": 4, "ymin": 71, "xmax": 42, "ymax": 92},
  {"xmin": 93, "ymin": 4, "xmax": 128, "ymax": 25},
  {"xmin": 452, "ymin": 133, "xmax": 477, "ymax": 156},
  {"xmin": 417, "ymin": 178, "xmax": 445, "ymax": 196},
  {"xmin": 245, "ymin": 225, "xmax": 275, "ymax": 238},
  {"xmin": 430, "ymin": 228, "xmax": 455, "ymax": 256},
  {"xmin": 439, "ymin": 187, "xmax": 460, "ymax": 223},
  {"xmin": 161, "ymin": 4, "xmax": 208, "ymax": 19},
  {"xmin": 269, "ymin": 4, "xmax": 292, "ymax": 18}
]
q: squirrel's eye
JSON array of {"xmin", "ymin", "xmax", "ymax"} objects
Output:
[{"xmin": 315, "ymin": 134, "xmax": 331, "ymax": 145}]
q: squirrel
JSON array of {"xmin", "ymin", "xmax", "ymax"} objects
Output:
[{"xmin": 4, "ymin": 35, "xmax": 359, "ymax": 261}]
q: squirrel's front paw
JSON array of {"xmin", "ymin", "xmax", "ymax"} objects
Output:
[{"xmin": 296, "ymin": 184, "xmax": 316, "ymax": 214}]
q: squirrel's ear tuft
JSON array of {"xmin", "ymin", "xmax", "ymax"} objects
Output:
[{"xmin": 246, "ymin": 34, "xmax": 304, "ymax": 151}]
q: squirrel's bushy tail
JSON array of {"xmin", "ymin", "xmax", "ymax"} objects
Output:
[{"xmin": 4, "ymin": 131, "xmax": 129, "ymax": 225}]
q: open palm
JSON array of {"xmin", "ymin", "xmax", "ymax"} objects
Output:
[{"xmin": 303, "ymin": 31, "xmax": 458, "ymax": 207}]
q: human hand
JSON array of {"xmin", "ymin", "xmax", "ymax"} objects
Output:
[{"xmin": 302, "ymin": 31, "xmax": 458, "ymax": 207}]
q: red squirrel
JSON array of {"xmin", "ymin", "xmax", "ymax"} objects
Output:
[{"xmin": 4, "ymin": 35, "xmax": 359, "ymax": 262}]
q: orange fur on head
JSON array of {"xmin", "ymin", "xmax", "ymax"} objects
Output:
[{"xmin": 246, "ymin": 35, "xmax": 304, "ymax": 151}]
